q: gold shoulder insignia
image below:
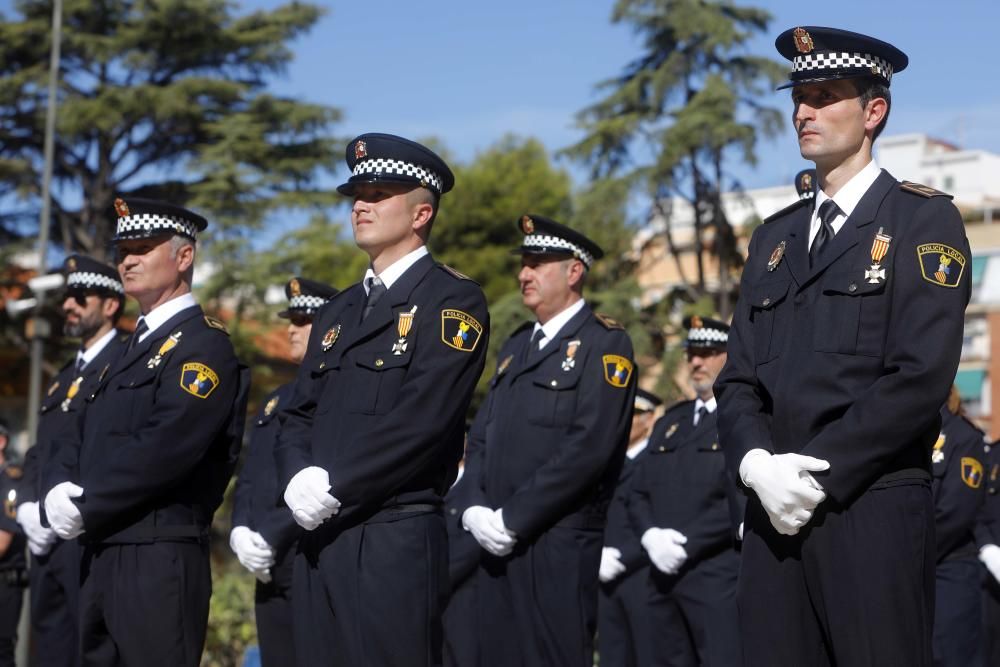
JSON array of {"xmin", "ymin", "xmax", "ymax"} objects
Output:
[
  {"xmin": 5, "ymin": 465, "xmax": 22, "ymax": 480},
  {"xmin": 900, "ymin": 181, "xmax": 953, "ymax": 199},
  {"xmin": 595, "ymin": 313, "xmax": 624, "ymax": 330},
  {"xmin": 440, "ymin": 264, "xmax": 477, "ymax": 282},
  {"xmin": 204, "ymin": 316, "xmax": 229, "ymax": 334}
]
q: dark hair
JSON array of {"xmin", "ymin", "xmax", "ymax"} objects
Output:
[
  {"xmin": 110, "ymin": 294, "xmax": 125, "ymax": 324},
  {"xmin": 852, "ymin": 76, "xmax": 892, "ymax": 142}
]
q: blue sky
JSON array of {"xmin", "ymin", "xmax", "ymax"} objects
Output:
[{"xmin": 242, "ymin": 0, "xmax": 1000, "ymax": 195}]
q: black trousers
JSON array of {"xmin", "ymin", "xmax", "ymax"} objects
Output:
[
  {"xmin": 597, "ymin": 569, "xmax": 654, "ymax": 667},
  {"xmin": 292, "ymin": 512, "xmax": 448, "ymax": 667},
  {"xmin": 739, "ymin": 481, "xmax": 935, "ymax": 667},
  {"xmin": 647, "ymin": 549, "xmax": 741, "ymax": 667},
  {"xmin": 478, "ymin": 526, "xmax": 602, "ymax": 667},
  {"xmin": 29, "ymin": 539, "xmax": 81, "ymax": 667},
  {"xmin": 79, "ymin": 542, "xmax": 211, "ymax": 667},
  {"xmin": 982, "ymin": 574, "xmax": 1000, "ymax": 666},
  {"xmin": 0, "ymin": 576, "xmax": 25, "ymax": 667},
  {"xmin": 255, "ymin": 546, "xmax": 295, "ymax": 667},
  {"xmin": 933, "ymin": 557, "xmax": 982, "ymax": 667},
  {"xmin": 443, "ymin": 573, "xmax": 478, "ymax": 667}
]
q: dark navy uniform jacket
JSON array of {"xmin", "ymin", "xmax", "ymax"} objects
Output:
[
  {"xmin": 275, "ymin": 255, "xmax": 489, "ymax": 528},
  {"xmin": 465, "ymin": 305, "xmax": 636, "ymax": 539},
  {"xmin": 0, "ymin": 463, "xmax": 26, "ymax": 572},
  {"xmin": 22, "ymin": 335, "xmax": 128, "ymax": 505},
  {"xmin": 975, "ymin": 442, "xmax": 1000, "ymax": 550},
  {"xmin": 46, "ymin": 306, "xmax": 249, "ymax": 543},
  {"xmin": 717, "ymin": 172, "xmax": 972, "ymax": 506},
  {"xmin": 933, "ymin": 407, "xmax": 987, "ymax": 563},
  {"xmin": 232, "ymin": 384, "xmax": 298, "ymax": 556},
  {"xmin": 628, "ymin": 402, "xmax": 744, "ymax": 564},
  {"xmin": 602, "ymin": 447, "xmax": 648, "ymax": 580}
]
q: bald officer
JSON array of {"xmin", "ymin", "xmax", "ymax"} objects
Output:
[
  {"xmin": 716, "ymin": 27, "xmax": 971, "ymax": 665},
  {"xmin": 275, "ymin": 134, "xmax": 489, "ymax": 667},
  {"xmin": 43, "ymin": 198, "xmax": 249, "ymax": 667},
  {"xmin": 462, "ymin": 215, "xmax": 636, "ymax": 667},
  {"xmin": 230, "ymin": 277, "xmax": 337, "ymax": 667}
]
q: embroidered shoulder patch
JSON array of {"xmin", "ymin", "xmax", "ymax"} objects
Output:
[
  {"xmin": 441, "ymin": 309, "xmax": 483, "ymax": 352},
  {"xmin": 961, "ymin": 456, "xmax": 984, "ymax": 489},
  {"xmin": 4, "ymin": 465, "xmax": 22, "ymax": 480},
  {"xmin": 595, "ymin": 313, "xmax": 624, "ymax": 330},
  {"xmin": 603, "ymin": 354, "xmax": 633, "ymax": 388},
  {"xmin": 916, "ymin": 244, "xmax": 966, "ymax": 287},
  {"xmin": 900, "ymin": 181, "xmax": 953, "ymax": 199},
  {"xmin": 180, "ymin": 363, "xmax": 220, "ymax": 399},
  {"xmin": 204, "ymin": 316, "xmax": 229, "ymax": 334}
]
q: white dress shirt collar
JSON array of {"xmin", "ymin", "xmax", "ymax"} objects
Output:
[
  {"xmin": 693, "ymin": 396, "xmax": 717, "ymax": 426},
  {"xmin": 139, "ymin": 292, "xmax": 198, "ymax": 342},
  {"xmin": 363, "ymin": 246, "xmax": 429, "ymax": 294},
  {"xmin": 810, "ymin": 159, "xmax": 882, "ymax": 246},
  {"xmin": 627, "ymin": 437, "xmax": 649, "ymax": 460},
  {"xmin": 77, "ymin": 328, "xmax": 118, "ymax": 369},
  {"xmin": 531, "ymin": 298, "xmax": 586, "ymax": 351}
]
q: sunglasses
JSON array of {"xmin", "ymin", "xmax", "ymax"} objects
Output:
[{"xmin": 64, "ymin": 288, "xmax": 102, "ymax": 306}]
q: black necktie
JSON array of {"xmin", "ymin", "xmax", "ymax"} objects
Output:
[
  {"xmin": 810, "ymin": 199, "xmax": 841, "ymax": 266},
  {"xmin": 75, "ymin": 355, "xmax": 85, "ymax": 372},
  {"xmin": 695, "ymin": 405, "xmax": 708, "ymax": 426},
  {"xmin": 362, "ymin": 277, "xmax": 387, "ymax": 321},
  {"xmin": 127, "ymin": 318, "xmax": 148, "ymax": 352},
  {"xmin": 523, "ymin": 328, "xmax": 545, "ymax": 363}
]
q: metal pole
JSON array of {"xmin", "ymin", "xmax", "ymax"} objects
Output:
[{"xmin": 25, "ymin": 0, "xmax": 63, "ymax": 452}]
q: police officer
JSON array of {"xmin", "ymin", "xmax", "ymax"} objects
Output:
[
  {"xmin": 230, "ymin": 277, "xmax": 336, "ymax": 667},
  {"xmin": 442, "ymin": 437, "xmax": 481, "ymax": 667},
  {"xmin": 931, "ymin": 386, "xmax": 987, "ymax": 667},
  {"xmin": 0, "ymin": 420, "xmax": 27, "ymax": 667},
  {"xmin": 42, "ymin": 198, "xmax": 249, "ymax": 666},
  {"xmin": 274, "ymin": 134, "xmax": 489, "ymax": 667},
  {"xmin": 597, "ymin": 387, "xmax": 661, "ymax": 667},
  {"xmin": 16, "ymin": 255, "xmax": 127, "ymax": 667},
  {"xmin": 976, "ymin": 441, "xmax": 1000, "ymax": 664},
  {"xmin": 461, "ymin": 215, "xmax": 637, "ymax": 666},
  {"xmin": 716, "ymin": 27, "xmax": 971, "ymax": 665},
  {"xmin": 629, "ymin": 317, "xmax": 743, "ymax": 666},
  {"xmin": 795, "ymin": 168, "xmax": 816, "ymax": 201}
]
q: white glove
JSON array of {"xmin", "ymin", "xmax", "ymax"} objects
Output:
[
  {"xmin": 44, "ymin": 482, "xmax": 85, "ymax": 539},
  {"xmin": 641, "ymin": 528, "xmax": 689, "ymax": 575},
  {"xmin": 599, "ymin": 546, "xmax": 627, "ymax": 583},
  {"xmin": 980, "ymin": 544, "xmax": 1000, "ymax": 583},
  {"xmin": 283, "ymin": 467, "xmax": 341, "ymax": 530},
  {"xmin": 16, "ymin": 501, "xmax": 58, "ymax": 556},
  {"xmin": 740, "ymin": 449, "xmax": 830, "ymax": 536},
  {"xmin": 255, "ymin": 569, "xmax": 273, "ymax": 584},
  {"xmin": 229, "ymin": 526, "xmax": 276, "ymax": 574},
  {"xmin": 462, "ymin": 505, "xmax": 516, "ymax": 556}
]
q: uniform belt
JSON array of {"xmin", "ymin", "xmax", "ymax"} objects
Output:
[
  {"xmin": 365, "ymin": 503, "xmax": 440, "ymax": 524},
  {"xmin": 87, "ymin": 525, "xmax": 209, "ymax": 544},
  {"xmin": 869, "ymin": 467, "xmax": 930, "ymax": 488}
]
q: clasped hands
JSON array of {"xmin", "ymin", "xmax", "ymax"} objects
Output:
[
  {"xmin": 43, "ymin": 482, "xmax": 85, "ymax": 540},
  {"xmin": 230, "ymin": 526, "xmax": 276, "ymax": 583},
  {"xmin": 283, "ymin": 466, "xmax": 341, "ymax": 530},
  {"xmin": 741, "ymin": 449, "xmax": 830, "ymax": 535},
  {"xmin": 462, "ymin": 506, "xmax": 517, "ymax": 556}
]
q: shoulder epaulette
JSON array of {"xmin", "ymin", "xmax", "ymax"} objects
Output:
[
  {"xmin": 439, "ymin": 264, "xmax": 479, "ymax": 284},
  {"xmin": 900, "ymin": 181, "xmax": 953, "ymax": 199},
  {"xmin": 763, "ymin": 197, "xmax": 809, "ymax": 223},
  {"xmin": 204, "ymin": 315, "xmax": 229, "ymax": 335},
  {"xmin": 594, "ymin": 313, "xmax": 624, "ymax": 330},
  {"xmin": 512, "ymin": 321, "xmax": 534, "ymax": 335},
  {"xmin": 664, "ymin": 398, "xmax": 695, "ymax": 414},
  {"xmin": 4, "ymin": 465, "xmax": 23, "ymax": 480}
]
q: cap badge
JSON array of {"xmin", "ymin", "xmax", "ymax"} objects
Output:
[
  {"xmin": 793, "ymin": 27, "xmax": 814, "ymax": 54},
  {"xmin": 67, "ymin": 257, "xmax": 77, "ymax": 271},
  {"xmin": 355, "ymin": 140, "xmax": 367, "ymax": 160},
  {"xmin": 392, "ymin": 305, "xmax": 418, "ymax": 356},
  {"xmin": 114, "ymin": 197, "xmax": 130, "ymax": 217},
  {"xmin": 322, "ymin": 323, "xmax": 342, "ymax": 352},
  {"xmin": 767, "ymin": 241, "xmax": 786, "ymax": 272},
  {"xmin": 690, "ymin": 315, "xmax": 703, "ymax": 329},
  {"xmin": 290, "ymin": 278, "xmax": 301, "ymax": 297},
  {"xmin": 521, "ymin": 215, "xmax": 535, "ymax": 234},
  {"xmin": 562, "ymin": 340, "xmax": 581, "ymax": 372},
  {"xmin": 800, "ymin": 172, "xmax": 812, "ymax": 192}
]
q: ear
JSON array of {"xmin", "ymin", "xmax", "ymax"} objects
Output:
[
  {"xmin": 565, "ymin": 258, "xmax": 586, "ymax": 289},
  {"xmin": 863, "ymin": 96, "xmax": 888, "ymax": 133},
  {"xmin": 176, "ymin": 242, "xmax": 196, "ymax": 273},
  {"xmin": 102, "ymin": 297, "xmax": 121, "ymax": 320},
  {"xmin": 411, "ymin": 200, "xmax": 434, "ymax": 234}
]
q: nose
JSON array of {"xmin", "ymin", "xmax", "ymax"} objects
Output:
[
  {"xmin": 794, "ymin": 101, "xmax": 815, "ymax": 126},
  {"xmin": 62, "ymin": 296, "xmax": 76, "ymax": 312},
  {"xmin": 518, "ymin": 265, "xmax": 532, "ymax": 283}
]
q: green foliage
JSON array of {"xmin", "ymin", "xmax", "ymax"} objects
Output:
[{"xmin": 202, "ymin": 558, "xmax": 257, "ymax": 667}]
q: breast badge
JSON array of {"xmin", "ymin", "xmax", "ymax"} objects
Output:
[
  {"xmin": 497, "ymin": 354, "xmax": 513, "ymax": 377},
  {"xmin": 562, "ymin": 340, "xmax": 581, "ymax": 371},
  {"xmin": 60, "ymin": 376, "xmax": 84, "ymax": 412},
  {"xmin": 664, "ymin": 423, "xmax": 679, "ymax": 439},
  {"xmin": 180, "ymin": 363, "xmax": 220, "ymax": 399},
  {"xmin": 767, "ymin": 241, "xmax": 786, "ymax": 272},
  {"xmin": 393, "ymin": 306, "xmax": 418, "ymax": 355},
  {"xmin": 441, "ymin": 309, "xmax": 483, "ymax": 352},
  {"xmin": 603, "ymin": 355, "xmax": 633, "ymax": 388},
  {"xmin": 931, "ymin": 434, "xmax": 945, "ymax": 464},
  {"xmin": 147, "ymin": 331, "xmax": 183, "ymax": 369},
  {"xmin": 917, "ymin": 243, "xmax": 966, "ymax": 288},
  {"xmin": 865, "ymin": 227, "xmax": 892, "ymax": 284},
  {"xmin": 322, "ymin": 324, "xmax": 342, "ymax": 351},
  {"xmin": 961, "ymin": 456, "xmax": 984, "ymax": 489},
  {"xmin": 264, "ymin": 396, "xmax": 280, "ymax": 417}
]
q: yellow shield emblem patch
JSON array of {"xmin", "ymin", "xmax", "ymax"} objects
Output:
[
  {"xmin": 917, "ymin": 243, "xmax": 966, "ymax": 288},
  {"xmin": 180, "ymin": 363, "xmax": 220, "ymax": 399},
  {"xmin": 441, "ymin": 309, "xmax": 483, "ymax": 352},
  {"xmin": 961, "ymin": 457, "xmax": 984, "ymax": 489},
  {"xmin": 603, "ymin": 355, "xmax": 633, "ymax": 388}
]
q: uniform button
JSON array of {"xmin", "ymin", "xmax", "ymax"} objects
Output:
[
  {"xmin": 375, "ymin": 359, "xmax": 384, "ymax": 367},
  {"xmin": 991, "ymin": 489, "xmax": 997, "ymax": 495},
  {"xmin": 711, "ymin": 443, "xmax": 719, "ymax": 451},
  {"xmin": 658, "ymin": 446, "xmax": 666, "ymax": 452},
  {"xmin": 762, "ymin": 297, "xmax": 771, "ymax": 306},
  {"xmin": 449, "ymin": 508, "xmax": 457, "ymax": 516},
  {"xmin": 319, "ymin": 362, "xmax": 326, "ymax": 369},
  {"xmin": 848, "ymin": 283, "xmax": 858, "ymax": 292},
  {"xmin": 550, "ymin": 380, "xmax": 558, "ymax": 387}
]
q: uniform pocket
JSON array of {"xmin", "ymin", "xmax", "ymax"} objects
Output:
[
  {"xmin": 815, "ymin": 269, "xmax": 887, "ymax": 356},
  {"xmin": 748, "ymin": 279, "xmax": 791, "ymax": 363},
  {"xmin": 346, "ymin": 352, "xmax": 413, "ymax": 415},
  {"xmin": 526, "ymin": 373, "xmax": 582, "ymax": 427}
]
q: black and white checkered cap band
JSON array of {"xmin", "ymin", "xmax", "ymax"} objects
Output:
[
  {"xmin": 793, "ymin": 52, "xmax": 893, "ymax": 82},
  {"xmin": 635, "ymin": 395, "xmax": 657, "ymax": 412},
  {"xmin": 288, "ymin": 295, "xmax": 326, "ymax": 311},
  {"xmin": 116, "ymin": 213, "xmax": 199, "ymax": 239},
  {"xmin": 353, "ymin": 158, "xmax": 443, "ymax": 192},
  {"xmin": 799, "ymin": 190, "xmax": 815, "ymax": 200},
  {"xmin": 523, "ymin": 234, "xmax": 595, "ymax": 268},
  {"xmin": 688, "ymin": 327, "xmax": 728, "ymax": 344},
  {"xmin": 67, "ymin": 271, "xmax": 124, "ymax": 294}
]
